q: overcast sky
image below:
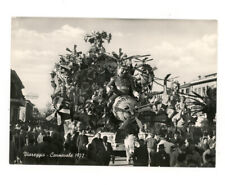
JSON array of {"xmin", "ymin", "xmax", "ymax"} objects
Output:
[{"xmin": 11, "ymin": 18, "xmax": 217, "ymax": 111}]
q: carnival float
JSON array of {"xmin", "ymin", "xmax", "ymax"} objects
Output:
[{"xmin": 46, "ymin": 31, "xmax": 216, "ymax": 138}]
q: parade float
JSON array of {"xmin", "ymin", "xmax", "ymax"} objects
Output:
[{"xmin": 46, "ymin": 31, "xmax": 216, "ymax": 139}]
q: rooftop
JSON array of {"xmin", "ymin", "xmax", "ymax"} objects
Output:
[
  {"xmin": 181, "ymin": 73, "xmax": 217, "ymax": 88},
  {"xmin": 11, "ymin": 69, "xmax": 24, "ymax": 89}
]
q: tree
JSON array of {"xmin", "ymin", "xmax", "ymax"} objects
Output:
[{"xmin": 191, "ymin": 87, "xmax": 216, "ymax": 126}]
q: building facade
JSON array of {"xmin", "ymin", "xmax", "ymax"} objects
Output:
[
  {"xmin": 19, "ymin": 100, "xmax": 34, "ymax": 122},
  {"xmin": 10, "ymin": 69, "xmax": 36, "ymax": 123},
  {"xmin": 10, "ymin": 70, "xmax": 25, "ymax": 123},
  {"xmin": 180, "ymin": 73, "xmax": 217, "ymax": 96}
]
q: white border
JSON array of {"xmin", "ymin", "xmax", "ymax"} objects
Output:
[{"xmin": 1, "ymin": 1, "xmax": 225, "ymax": 185}]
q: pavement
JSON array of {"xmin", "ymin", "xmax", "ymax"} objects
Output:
[{"xmin": 109, "ymin": 156, "xmax": 133, "ymax": 166}]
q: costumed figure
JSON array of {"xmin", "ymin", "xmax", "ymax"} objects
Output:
[
  {"xmin": 172, "ymin": 96, "xmax": 188, "ymax": 127},
  {"xmin": 105, "ymin": 64, "xmax": 141, "ymax": 133},
  {"xmin": 133, "ymin": 63, "xmax": 155, "ymax": 103},
  {"xmin": 47, "ymin": 57, "xmax": 78, "ymax": 129},
  {"xmin": 106, "ymin": 64, "xmax": 139, "ymax": 109},
  {"xmin": 161, "ymin": 75, "xmax": 180, "ymax": 124}
]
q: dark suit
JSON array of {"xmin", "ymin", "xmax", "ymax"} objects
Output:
[
  {"xmin": 89, "ymin": 138, "xmax": 105, "ymax": 165},
  {"xmin": 71, "ymin": 132, "xmax": 79, "ymax": 153},
  {"xmin": 102, "ymin": 142, "xmax": 113, "ymax": 165},
  {"xmin": 133, "ymin": 145, "xmax": 149, "ymax": 166},
  {"xmin": 76, "ymin": 134, "xmax": 88, "ymax": 153},
  {"xmin": 155, "ymin": 151, "xmax": 170, "ymax": 167}
]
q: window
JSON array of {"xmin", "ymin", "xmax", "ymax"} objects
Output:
[
  {"xmin": 198, "ymin": 88, "xmax": 201, "ymax": 95},
  {"xmin": 202, "ymin": 87, "xmax": 206, "ymax": 95},
  {"xmin": 186, "ymin": 88, "xmax": 189, "ymax": 94}
]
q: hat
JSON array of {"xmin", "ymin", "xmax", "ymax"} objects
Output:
[{"xmin": 158, "ymin": 144, "xmax": 165, "ymax": 149}]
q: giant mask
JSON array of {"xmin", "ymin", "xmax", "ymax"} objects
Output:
[
  {"xmin": 133, "ymin": 64, "xmax": 154, "ymax": 87},
  {"xmin": 117, "ymin": 65, "xmax": 128, "ymax": 77}
]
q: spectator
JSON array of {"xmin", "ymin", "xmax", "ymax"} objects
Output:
[
  {"xmin": 170, "ymin": 131, "xmax": 182, "ymax": 144},
  {"xmin": 155, "ymin": 144, "xmax": 170, "ymax": 167},
  {"xmin": 76, "ymin": 130, "xmax": 89, "ymax": 154},
  {"xmin": 185, "ymin": 142, "xmax": 202, "ymax": 167},
  {"xmin": 70, "ymin": 130, "xmax": 79, "ymax": 154},
  {"xmin": 21, "ymin": 137, "xmax": 38, "ymax": 164},
  {"xmin": 145, "ymin": 131, "xmax": 157, "ymax": 166},
  {"xmin": 89, "ymin": 132, "xmax": 105, "ymax": 165},
  {"xmin": 170, "ymin": 145, "xmax": 180, "ymax": 167},
  {"xmin": 133, "ymin": 139, "xmax": 149, "ymax": 166},
  {"xmin": 64, "ymin": 133, "xmax": 73, "ymax": 152},
  {"xmin": 202, "ymin": 153, "xmax": 215, "ymax": 167},
  {"xmin": 157, "ymin": 133, "xmax": 174, "ymax": 154},
  {"xmin": 37, "ymin": 131, "xmax": 44, "ymax": 144},
  {"xmin": 202, "ymin": 144, "xmax": 215, "ymax": 167},
  {"xmin": 175, "ymin": 153, "xmax": 186, "ymax": 167},
  {"xmin": 102, "ymin": 136, "xmax": 113, "ymax": 166}
]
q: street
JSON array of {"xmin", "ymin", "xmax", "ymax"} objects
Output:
[{"xmin": 109, "ymin": 156, "xmax": 132, "ymax": 166}]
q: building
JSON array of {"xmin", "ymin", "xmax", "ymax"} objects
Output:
[
  {"xmin": 180, "ymin": 73, "xmax": 217, "ymax": 96},
  {"xmin": 10, "ymin": 70, "xmax": 26, "ymax": 123},
  {"xmin": 10, "ymin": 69, "xmax": 37, "ymax": 123},
  {"xmin": 19, "ymin": 100, "xmax": 35, "ymax": 122}
]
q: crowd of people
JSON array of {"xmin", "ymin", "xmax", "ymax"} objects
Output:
[
  {"xmin": 10, "ymin": 122, "xmax": 113, "ymax": 165},
  {"xmin": 130, "ymin": 124, "xmax": 216, "ymax": 167},
  {"xmin": 10, "ymin": 118, "xmax": 216, "ymax": 167}
]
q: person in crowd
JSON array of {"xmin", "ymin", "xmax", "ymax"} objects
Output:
[
  {"xmin": 64, "ymin": 133, "xmax": 73, "ymax": 152},
  {"xmin": 202, "ymin": 153, "xmax": 215, "ymax": 167},
  {"xmin": 51, "ymin": 129, "xmax": 64, "ymax": 153},
  {"xmin": 124, "ymin": 133, "xmax": 137, "ymax": 164},
  {"xmin": 157, "ymin": 132, "xmax": 174, "ymax": 154},
  {"xmin": 170, "ymin": 131, "xmax": 182, "ymax": 144},
  {"xmin": 88, "ymin": 132, "xmax": 105, "ymax": 165},
  {"xmin": 207, "ymin": 131, "xmax": 216, "ymax": 148},
  {"xmin": 198, "ymin": 135, "xmax": 209, "ymax": 153},
  {"xmin": 37, "ymin": 131, "xmax": 44, "ymax": 144},
  {"xmin": 70, "ymin": 129, "xmax": 79, "ymax": 154},
  {"xmin": 46, "ymin": 131, "xmax": 52, "ymax": 143},
  {"xmin": 10, "ymin": 129, "xmax": 17, "ymax": 164},
  {"xmin": 181, "ymin": 124, "xmax": 195, "ymax": 142},
  {"xmin": 76, "ymin": 129, "xmax": 89, "ymax": 154},
  {"xmin": 56, "ymin": 142, "xmax": 75, "ymax": 165},
  {"xmin": 155, "ymin": 144, "xmax": 170, "ymax": 167},
  {"xmin": 19, "ymin": 129, "xmax": 26, "ymax": 152},
  {"xmin": 20, "ymin": 136, "xmax": 38, "ymax": 164},
  {"xmin": 202, "ymin": 143, "xmax": 215, "ymax": 167},
  {"xmin": 145, "ymin": 131, "xmax": 157, "ymax": 166},
  {"xmin": 170, "ymin": 144, "xmax": 180, "ymax": 167},
  {"xmin": 133, "ymin": 139, "xmax": 149, "ymax": 166},
  {"xmin": 102, "ymin": 136, "xmax": 113, "ymax": 166},
  {"xmin": 185, "ymin": 138, "xmax": 202, "ymax": 167},
  {"xmin": 31, "ymin": 127, "xmax": 39, "ymax": 144},
  {"xmin": 175, "ymin": 153, "xmax": 186, "ymax": 167},
  {"xmin": 154, "ymin": 132, "xmax": 161, "ymax": 144}
]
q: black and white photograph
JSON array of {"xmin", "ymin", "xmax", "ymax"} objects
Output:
[{"xmin": 10, "ymin": 17, "xmax": 217, "ymax": 167}]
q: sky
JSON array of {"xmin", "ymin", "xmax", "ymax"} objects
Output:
[{"xmin": 11, "ymin": 18, "xmax": 217, "ymax": 111}]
